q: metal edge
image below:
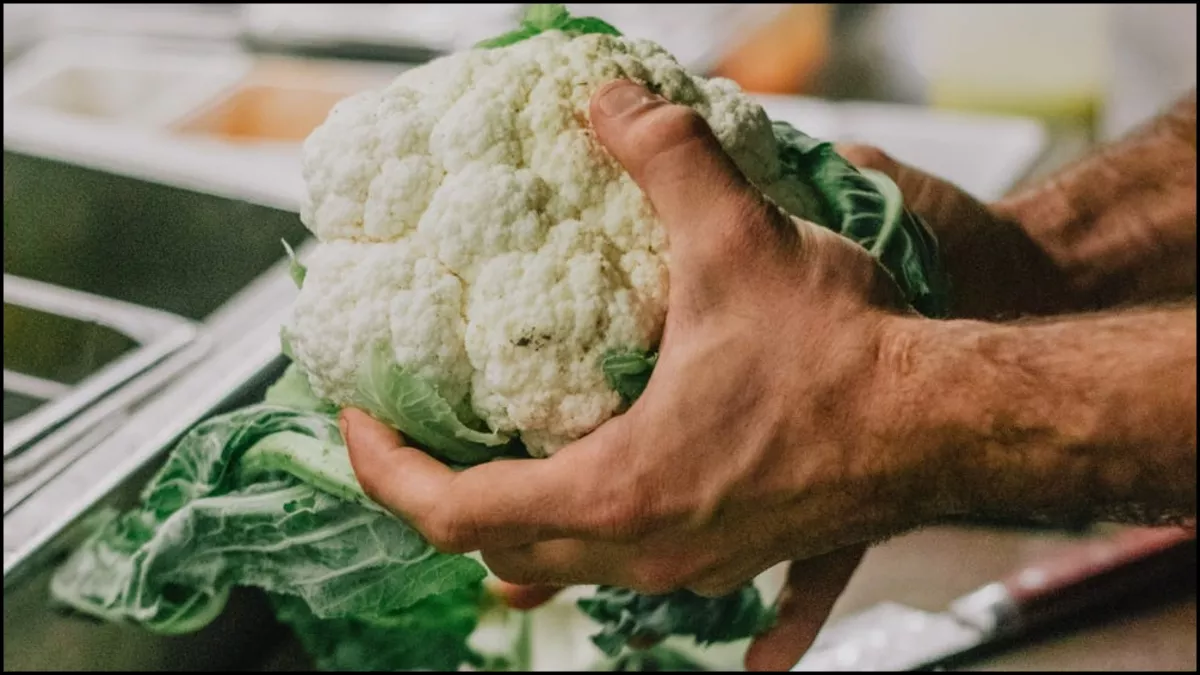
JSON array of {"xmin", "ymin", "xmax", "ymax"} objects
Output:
[
  {"xmin": 2, "ymin": 274, "xmax": 197, "ymax": 344},
  {"xmin": 2, "ymin": 322, "xmax": 282, "ymax": 583},
  {"xmin": 2, "ymin": 246, "xmax": 308, "ymax": 585},
  {"xmin": 2, "ymin": 334, "xmax": 214, "ymax": 509},
  {"xmin": 3, "ymin": 275, "xmax": 202, "ymax": 458}
]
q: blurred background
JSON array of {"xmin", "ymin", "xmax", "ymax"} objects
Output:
[
  {"xmin": 4, "ymin": 3, "xmax": 1195, "ymax": 136},
  {"xmin": 2, "ymin": 4, "xmax": 1196, "ymax": 673},
  {"xmin": 3, "ymin": 3, "xmax": 1196, "ymax": 189}
]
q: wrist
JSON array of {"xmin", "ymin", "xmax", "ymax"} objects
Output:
[
  {"xmin": 867, "ymin": 315, "xmax": 982, "ymax": 525},
  {"xmin": 876, "ymin": 307, "xmax": 1198, "ymax": 527},
  {"xmin": 872, "ymin": 315, "xmax": 1091, "ymax": 524}
]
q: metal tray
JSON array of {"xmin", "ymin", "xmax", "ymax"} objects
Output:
[
  {"xmin": 3, "ymin": 275, "xmax": 200, "ymax": 474},
  {"xmin": 3, "ymin": 254, "xmax": 302, "ymax": 671}
]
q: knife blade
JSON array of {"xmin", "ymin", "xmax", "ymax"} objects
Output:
[{"xmin": 792, "ymin": 526, "xmax": 1196, "ymax": 671}]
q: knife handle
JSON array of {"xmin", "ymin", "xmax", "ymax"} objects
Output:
[{"xmin": 994, "ymin": 526, "xmax": 1196, "ymax": 634}]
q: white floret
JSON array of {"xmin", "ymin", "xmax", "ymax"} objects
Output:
[
  {"xmin": 465, "ymin": 220, "xmax": 662, "ymax": 455},
  {"xmin": 288, "ymin": 30, "xmax": 809, "ymax": 456},
  {"xmin": 284, "ymin": 240, "xmax": 473, "ymax": 413}
]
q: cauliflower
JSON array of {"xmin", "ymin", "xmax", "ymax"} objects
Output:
[
  {"xmin": 50, "ymin": 8, "xmax": 951, "ymax": 668},
  {"xmin": 283, "ymin": 8, "xmax": 947, "ymax": 460},
  {"xmin": 284, "ymin": 32, "xmax": 818, "ymax": 458}
]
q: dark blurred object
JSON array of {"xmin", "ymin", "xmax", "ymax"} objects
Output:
[
  {"xmin": 810, "ymin": 4, "xmax": 925, "ymax": 104},
  {"xmin": 239, "ymin": 33, "xmax": 441, "ymax": 65},
  {"xmin": 946, "ymin": 514, "xmax": 1094, "ymax": 534},
  {"xmin": 236, "ymin": 3, "xmax": 520, "ymax": 66}
]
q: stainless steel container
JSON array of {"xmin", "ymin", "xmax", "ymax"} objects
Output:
[{"xmin": 3, "ymin": 147, "xmax": 314, "ymax": 671}]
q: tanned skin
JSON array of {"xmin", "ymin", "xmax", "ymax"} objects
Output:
[
  {"xmin": 843, "ymin": 91, "xmax": 1197, "ymax": 527},
  {"xmin": 841, "ymin": 91, "xmax": 1197, "ymax": 320},
  {"xmin": 342, "ymin": 85, "xmax": 1197, "ymax": 671}
]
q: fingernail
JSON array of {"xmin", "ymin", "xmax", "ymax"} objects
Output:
[{"xmin": 596, "ymin": 81, "xmax": 656, "ymax": 117}]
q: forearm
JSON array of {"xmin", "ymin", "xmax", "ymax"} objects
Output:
[
  {"xmin": 994, "ymin": 91, "xmax": 1197, "ymax": 312},
  {"xmin": 886, "ymin": 303, "xmax": 1197, "ymax": 528}
]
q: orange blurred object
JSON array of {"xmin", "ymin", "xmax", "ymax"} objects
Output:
[
  {"xmin": 174, "ymin": 84, "xmax": 351, "ymax": 142},
  {"xmin": 712, "ymin": 4, "xmax": 832, "ymax": 95},
  {"xmin": 172, "ymin": 59, "xmax": 397, "ymax": 143}
]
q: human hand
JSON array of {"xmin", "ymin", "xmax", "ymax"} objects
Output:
[
  {"xmin": 837, "ymin": 144, "xmax": 1071, "ymax": 320},
  {"xmin": 342, "ymin": 77, "xmax": 954, "ymax": 625}
]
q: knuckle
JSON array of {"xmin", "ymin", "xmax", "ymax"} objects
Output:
[{"xmin": 638, "ymin": 103, "xmax": 713, "ymax": 151}]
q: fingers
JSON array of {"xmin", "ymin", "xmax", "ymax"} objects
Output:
[
  {"xmin": 743, "ymin": 546, "xmax": 866, "ymax": 673},
  {"xmin": 590, "ymin": 80, "xmax": 788, "ymax": 272},
  {"xmin": 836, "ymin": 143, "xmax": 963, "ymax": 220},
  {"xmin": 341, "ymin": 406, "xmax": 456, "ymax": 522},
  {"xmin": 482, "ymin": 539, "xmax": 643, "ymax": 590},
  {"xmin": 344, "ymin": 408, "xmax": 638, "ymax": 552},
  {"xmin": 484, "ymin": 535, "xmax": 720, "ymax": 595},
  {"xmin": 488, "ymin": 580, "xmax": 566, "ymax": 611}
]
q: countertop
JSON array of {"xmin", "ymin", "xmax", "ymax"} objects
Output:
[{"xmin": 255, "ymin": 524, "xmax": 1196, "ymax": 671}]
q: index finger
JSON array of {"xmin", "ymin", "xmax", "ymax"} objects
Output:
[{"xmin": 342, "ymin": 408, "xmax": 633, "ymax": 552}]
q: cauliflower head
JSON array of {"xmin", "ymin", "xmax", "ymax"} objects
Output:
[{"xmin": 283, "ymin": 29, "xmax": 821, "ymax": 458}]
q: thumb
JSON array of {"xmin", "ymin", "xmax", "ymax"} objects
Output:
[{"xmin": 589, "ymin": 80, "xmax": 785, "ymax": 267}]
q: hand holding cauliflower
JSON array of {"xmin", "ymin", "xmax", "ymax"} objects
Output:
[
  {"xmin": 49, "ymin": 7, "xmax": 948, "ymax": 670},
  {"xmin": 341, "ymin": 77, "xmax": 935, "ymax": 663},
  {"xmin": 283, "ymin": 9, "xmax": 944, "ymax": 459}
]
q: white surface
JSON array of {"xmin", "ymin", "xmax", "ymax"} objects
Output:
[
  {"xmin": 1103, "ymin": 4, "xmax": 1197, "ymax": 141},
  {"xmin": 3, "ymin": 39, "xmax": 299, "ymax": 212},
  {"xmin": 5, "ymin": 38, "xmax": 249, "ymax": 126},
  {"xmin": 3, "ymin": 4, "xmax": 43, "ymax": 61}
]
